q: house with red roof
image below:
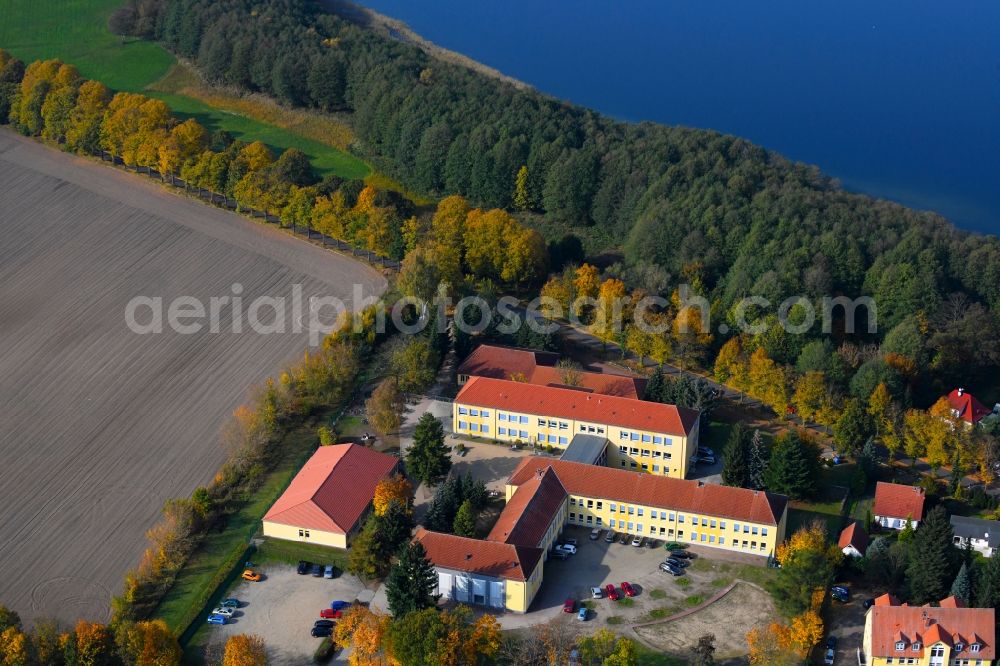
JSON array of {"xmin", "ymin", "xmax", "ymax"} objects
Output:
[
  {"xmin": 862, "ymin": 595, "xmax": 995, "ymax": 666},
  {"xmin": 873, "ymin": 482, "xmax": 925, "ymax": 531},
  {"xmin": 453, "ymin": 376, "xmax": 700, "ymax": 478},
  {"xmin": 839, "ymin": 521, "xmax": 869, "ymax": 558},
  {"xmin": 946, "ymin": 388, "xmax": 993, "ymax": 427},
  {"xmin": 262, "ymin": 444, "xmax": 399, "ymax": 549}
]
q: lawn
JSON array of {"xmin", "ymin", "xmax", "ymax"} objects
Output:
[{"xmin": 0, "ymin": 0, "xmax": 370, "ymax": 178}]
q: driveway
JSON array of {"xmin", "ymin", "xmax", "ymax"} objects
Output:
[
  {"xmin": 205, "ymin": 564, "xmax": 368, "ymax": 665},
  {"xmin": 824, "ymin": 592, "xmax": 868, "ymax": 666}
]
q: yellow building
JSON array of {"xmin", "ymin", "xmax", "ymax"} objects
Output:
[
  {"xmin": 862, "ymin": 593, "xmax": 995, "ymax": 666},
  {"xmin": 506, "ymin": 457, "xmax": 788, "ymax": 557},
  {"xmin": 453, "ymin": 376, "xmax": 700, "ymax": 478},
  {"xmin": 262, "ymin": 444, "xmax": 399, "ymax": 549}
]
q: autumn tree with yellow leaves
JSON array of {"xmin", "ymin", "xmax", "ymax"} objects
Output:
[
  {"xmin": 373, "ymin": 474, "xmax": 413, "ymax": 516},
  {"xmin": 222, "ymin": 634, "xmax": 267, "ymax": 666}
]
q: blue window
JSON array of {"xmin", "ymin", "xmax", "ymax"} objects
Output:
[
  {"xmin": 709, "ymin": 535, "xmax": 716, "ymax": 543},
  {"xmin": 498, "ymin": 427, "xmax": 507, "ymax": 435},
  {"xmin": 701, "ymin": 534, "xmax": 707, "ymax": 542},
  {"xmin": 458, "ymin": 407, "xmax": 467, "ymax": 415},
  {"xmin": 678, "ymin": 515, "xmax": 685, "ymax": 523},
  {"xmin": 481, "ymin": 410, "xmax": 490, "ymax": 418},
  {"xmin": 558, "ymin": 436, "xmax": 568, "ymax": 445},
  {"xmin": 548, "ymin": 435, "xmax": 557, "ymax": 443},
  {"xmin": 720, "ymin": 521, "xmax": 726, "ymax": 529},
  {"xmin": 637, "ymin": 508, "xmax": 644, "ymax": 517},
  {"xmin": 519, "ymin": 430, "xmax": 528, "ymax": 438},
  {"xmin": 653, "ymin": 436, "xmax": 663, "ymax": 444},
  {"xmin": 470, "ymin": 409, "xmax": 479, "ymax": 416},
  {"xmin": 482, "ymin": 425, "xmax": 489, "ymax": 434},
  {"xmin": 719, "ymin": 537, "xmax": 725, "ymax": 545},
  {"xmin": 630, "ymin": 433, "xmax": 639, "ymax": 441},
  {"xmin": 642, "ymin": 434, "xmax": 651, "ymax": 443},
  {"xmin": 762, "ymin": 528, "xmax": 769, "ymax": 536},
  {"xmin": 498, "ymin": 413, "xmax": 507, "ymax": 421},
  {"xmin": 458, "ymin": 421, "xmax": 467, "ymax": 430},
  {"xmin": 519, "ymin": 416, "xmax": 529, "ymax": 424},
  {"xmin": 752, "ymin": 527, "xmax": 758, "ymax": 535},
  {"xmin": 620, "ymin": 431, "xmax": 629, "ymax": 439},
  {"xmin": 664, "ymin": 438, "xmax": 672, "ymax": 446},
  {"xmin": 470, "ymin": 423, "xmax": 479, "ymax": 432},
  {"xmin": 733, "ymin": 523, "xmax": 740, "ymax": 532}
]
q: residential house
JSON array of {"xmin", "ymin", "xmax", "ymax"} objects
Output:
[
  {"xmin": 874, "ymin": 482, "xmax": 925, "ymax": 530},
  {"xmin": 862, "ymin": 594, "xmax": 994, "ymax": 666},
  {"xmin": 839, "ymin": 522, "xmax": 869, "ymax": 558},
  {"xmin": 453, "ymin": 376, "xmax": 700, "ymax": 478},
  {"xmin": 951, "ymin": 515, "xmax": 1000, "ymax": 557},
  {"xmin": 946, "ymin": 388, "xmax": 993, "ymax": 428},
  {"xmin": 262, "ymin": 444, "xmax": 399, "ymax": 549}
]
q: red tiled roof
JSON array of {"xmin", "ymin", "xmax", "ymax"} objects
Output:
[
  {"xmin": 874, "ymin": 593, "xmax": 901, "ymax": 606},
  {"xmin": 939, "ymin": 596, "xmax": 966, "ymax": 609},
  {"xmin": 868, "ymin": 603, "xmax": 995, "ymax": 659},
  {"xmin": 413, "ymin": 528, "xmax": 542, "ymax": 582},
  {"xmin": 457, "ymin": 344, "xmax": 645, "ymax": 398},
  {"xmin": 487, "ymin": 467, "xmax": 567, "ymax": 547},
  {"xmin": 947, "ymin": 389, "xmax": 991, "ymax": 424},
  {"xmin": 839, "ymin": 522, "xmax": 869, "ymax": 555},
  {"xmin": 507, "ymin": 457, "xmax": 787, "ymax": 526},
  {"xmin": 873, "ymin": 482, "xmax": 926, "ymax": 521},
  {"xmin": 263, "ymin": 444, "xmax": 398, "ymax": 534},
  {"xmin": 456, "ymin": 376, "xmax": 698, "ymax": 436}
]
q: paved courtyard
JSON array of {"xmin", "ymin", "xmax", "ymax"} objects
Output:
[{"xmin": 204, "ymin": 565, "xmax": 367, "ymax": 665}]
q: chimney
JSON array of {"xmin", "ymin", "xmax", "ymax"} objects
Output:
[
  {"xmin": 536, "ymin": 467, "xmax": 544, "ymax": 479},
  {"xmin": 958, "ymin": 387, "xmax": 965, "ymax": 396}
]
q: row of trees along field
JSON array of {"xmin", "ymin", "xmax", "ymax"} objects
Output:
[{"xmin": 116, "ymin": 0, "xmax": 1000, "ymax": 382}]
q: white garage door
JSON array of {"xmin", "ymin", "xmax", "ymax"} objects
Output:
[
  {"xmin": 455, "ymin": 575, "xmax": 470, "ymax": 602},
  {"xmin": 489, "ymin": 581, "xmax": 504, "ymax": 608},
  {"xmin": 437, "ymin": 572, "xmax": 452, "ymax": 600}
]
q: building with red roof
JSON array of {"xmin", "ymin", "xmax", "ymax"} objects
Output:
[
  {"xmin": 839, "ymin": 521, "xmax": 869, "ymax": 558},
  {"xmin": 946, "ymin": 388, "xmax": 993, "ymax": 427},
  {"xmin": 262, "ymin": 444, "xmax": 398, "ymax": 549},
  {"xmin": 454, "ymin": 376, "xmax": 700, "ymax": 478},
  {"xmin": 456, "ymin": 344, "xmax": 646, "ymax": 399},
  {"xmin": 862, "ymin": 595, "xmax": 995, "ymax": 666},
  {"xmin": 874, "ymin": 482, "xmax": 926, "ymax": 530}
]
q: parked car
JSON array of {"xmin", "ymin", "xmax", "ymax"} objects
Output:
[
  {"xmin": 206, "ymin": 614, "xmax": 227, "ymax": 625},
  {"xmin": 241, "ymin": 569, "xmax": 262, "ymax": 582},
  {"xmin": 589, "ymin": 528, "xmax": 602, "ymax": 540},
  {"xmin": 697, "ymin": 455, "xmax": 716, "ymax": 465},
  {"xmin": 665, "ymin": 557, "xmax": 689, "ymax": 568},
  {"xmin": 605, "ymin": 584, "xmax": 620, "ymax": 601},
  {"xmin": 550, "ymin": 548, "xmax": 569, "ymax": 560},
  {"xmin": 324, "ymin": 565, "xmax": 336, "ymax": 579},
  {"xmin": 698, "ymin": 446, "xmax": 715, "ymax": 457},
  {"xmin": 590, "ymin": 586, "xmax": 604, "ymax": 599},
  {"xmin": 297, "ymin": 561, "xmax": 311, "ymax": 575},
  {"xmin": 659, "ymin": 562, "xmax": 683, "ymax": 576},
  {"xmin": 831, "ymin": 586, "xmax": 850, "ymax": 602},
  {"xmin": 604, "ymin": 531, "xmax": 616, "ymax": 543},
  {"xmin": 564, "ymin": 538, "xmax": 578, "ymax": 547},
  {"xmin": 563, "ymin": 598, "xmax": 576, "ymax": 613},
  {"xmin": 664, "ymin": 541, "xmax": 687, "ymax": 551},
  {"xmin": 311, "ymin": 625, "xmax": 333, "ymax": 638},
  {"xmin": 672, "ymin": 550, "xmax": 695, "ymax": 559},
  {"xmin": 320, "ymin": 608, "xmax": 343, "ymax": 619},
  {"xmin": 621, "ymin": 582, "xmax": 636, "ymax": 597},
  {"xmin": 220, "ymin": 598, "xmax": 240, "ymax": 608},
  {"xmin": 311, "ymin": 564, "xmax": 324, "ymax": 577},
  {"xmin": 631, "ymin": 535, "xmax": 644, "ymax": 547},
  {"xmin": 618, "ymin": 533, "xmax": 630, "ymax": 545},
  {"xmin": 557, "ymin": 543, "xmax": 577, "ymax": 555},
  {"xmin": 577, "ymin": 607, "xmax": 588, "ymax": 621},
  {"xmin": 646, "ymin": 538, "xmax": 659, "ymax": 549},
  {"xmin": 314, "ymin": 620, "xmax": 335, "ymax": 629},
  {"xmin": 211, "ymin": 607, "xmax": 235, "ymax": 618},
  {"xmin": 862, "ymin": 598, "xmax": 876, "ymax": 610},
  {"xmin": 330, "ymin": 600, "xmax": 351, "ymax": 611},
  {"xmin": 824, "ymin": 636, "xmax": 837, "ymax": 664}
]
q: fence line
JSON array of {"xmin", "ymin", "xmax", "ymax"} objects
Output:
[{"xmin": 95, "ymin": 150, "xmax": 401, "ymax": 272}]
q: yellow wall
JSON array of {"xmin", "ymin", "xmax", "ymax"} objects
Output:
[
  {"xmin": 506, "ymin": 482, "xmax": 785, "ymax": 558},
  {"xmin": 261, "ymin": 521, "xmax": 348, "ymax": 550},
  {"xmin": 867, "ymin": 645, "xmax": 991, "ymax": 666},
  {"xmin": 454, "ymin": 401, "xmax": 695, "ymax": 478}
]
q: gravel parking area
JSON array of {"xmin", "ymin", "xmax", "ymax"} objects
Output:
[
  {"xmin": 205, "ymin": 564, "xmax": 368, "ymax": 665},
  {"xmin": 825, "ymin": 590, "xmax": 868, "ymax": 666}
]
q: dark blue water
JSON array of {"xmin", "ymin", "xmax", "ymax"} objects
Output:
[{"xmin": 359, "ymin": 0, "xmax": 1000, "ymax": 236}]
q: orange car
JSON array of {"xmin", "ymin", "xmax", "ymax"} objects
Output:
[{"xmin": 241, "ymin": 569, "xmax": 262, "ymax": 582}]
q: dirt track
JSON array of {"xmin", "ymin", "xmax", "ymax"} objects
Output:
[{"xmin": 0, "ymin": 130, "xmax": 386, "ymax": 625}]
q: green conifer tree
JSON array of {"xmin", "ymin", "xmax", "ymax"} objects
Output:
[
  {"xmin": 950, "ymin": 562, "xmax": 972, "ymax": 605},
  {"xmin": 906, "ymin": 505, "xmax": 958, "ymax": 604},
  {"xmin": 453, "ymin": 499, "xmax": 477, "ymax": 537},
  {"xmin": 748, "ymin": 430, "xmax": 768, "ymax": 490},
  {"xmin": 721, "ymin": 423, "xmax": 750, "ymax": 488},
  {"xmin": 385, "ymin": 541, "xmax": 440, "ymax": 617}
]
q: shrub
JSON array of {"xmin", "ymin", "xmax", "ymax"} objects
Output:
[{"xmin": 313, "ymin": 636, "xmax": 336, "ymax": 663}]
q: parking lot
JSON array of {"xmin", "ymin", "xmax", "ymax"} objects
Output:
[{"xmin": 204, "ymin": 564, "xmax": 368, "ymax": 665}]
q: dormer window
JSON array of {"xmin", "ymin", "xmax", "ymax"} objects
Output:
[
  {"xmin": 971, "ymin": 643, "xmax": 981, "ymax": 653},
  {"xmin": 895, "ymin": 641, "xmax": 905, "ymax": 651},
  {"xmin": 955, "ymin": 643, "xmax": 964, "ymax": 652},
  {"xmin": 911, "ymin": 642, "xmax": 921, "ymax": 651}
]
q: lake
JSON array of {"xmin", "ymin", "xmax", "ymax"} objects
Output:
[{"xmin": 359, "ymin": 0, "xmax": 1000, "ymax": 236}]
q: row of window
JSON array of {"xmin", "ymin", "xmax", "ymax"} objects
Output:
[
  {"xmin": 619, "ymin": 460, "xmax": 668, "ymax": 473},
  {"xmin": 457, "ymin": 422, "xmax": 490, "ymax": 434},
  {"xmin": 565, "ymin": 514, "xmax": 769, "ymax": 551},
  {"xmin": 620, "ymin": 446, "xmax": 673, "ymax": 460},
  {"xmin": 457, "ymin": 407, "xmax": 492, "ymax": 418},
  {"xmin": 579, "ymin": 424, "xmax": 607, "ymax": 435},
  {"xmin": 618, "ymin": 431, "xmax": 672, "ymax": 446},
  {"xmin": 892, "ymin": 642, "xmax": 981, "ymax": 655},
  {"xmin": 567, "ymin": 499, "xmax": 768, "ymax": 537},
  {"xmin": 455, "ymin": 406, "xmax": 677, "ymax": 446}
]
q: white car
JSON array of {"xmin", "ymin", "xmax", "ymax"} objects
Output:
[
  {"xmin": 631, "ymin": 535, "xmax": 643, "ymax": 547},
  {"xmin": 211, "ymin": 607, "xmax": 235, "ymax": 618},
  {"xmin": 590, "ymin": 586, "xmax": 604, "ymax": 599},
  {"xmin": 557, "ymin": 543, "xmax": 577, "ymax": 555}
]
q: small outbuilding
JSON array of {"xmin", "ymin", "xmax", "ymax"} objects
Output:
[{"xmin": 838, "ymin": 521, "xmax": 869, "ymax": 558}]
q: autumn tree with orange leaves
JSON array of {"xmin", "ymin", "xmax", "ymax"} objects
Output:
[
  {"xmin": 373, "ymin": 474, "xmax": 413, "ymax": 516},
  {"xmin": 222, "ymin": 633, "xmax": 267, "ymax": 666}
]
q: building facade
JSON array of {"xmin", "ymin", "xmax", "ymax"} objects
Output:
[
  {"xmin": 453, "ymin": 376, "xmax": 699, "ymax": 478},
  {"xmin": 951, "ymin": 515, "xmax": 1000, "ymax": 558}
]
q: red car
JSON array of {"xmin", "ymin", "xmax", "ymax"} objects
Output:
[
  {"xmin": 319, "ymin": 608, "xmax": 343, "ymax": 619},
  {"xmin": 562, "ymin": 598, "xmax": 575, "ymax": 613},
  {"xmin": 605, "ymin": 584, "xmax": 620, "ymax": 601},
  {"xmin": 621, "ymin": 581, "xmax": 636, "ymax": 597}
]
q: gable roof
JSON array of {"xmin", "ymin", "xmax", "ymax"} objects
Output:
[
  {"xmin": 873, "ymin": 482, "xmax": 925, "ymax": 521},
  {"xmin": 868, "ymin": 600, "xmax": 995, "ymax": 659},
  {"xmin": 487, "ymin": 467, "xmax": 567, "ymax": 547},
  {"xmin": 457, "ymin": 376, "xmax": 699, "ymax": 436},
  {"xmin": 874, "ymin": 593, "xmax": 901, "ymax": 606},
  {"xmin": 947, "ymin": 389, "xmax": 991, "ymax": 424},
  {"xmin": 507, "ymin": 457, "xmax": 787, "ymax": 526},
  {"xmin": 457, "ymin": 344, "xmax": 645, "ymax": 398},
  {"xmin": 838, "ymin": 522, "xmax": 869, "ymax": 555},
  {"xmin": 413, "ymin": 528, "xmax": 542, "ymax": 582},
  {"xmin": 263, "ymin": 444, "xmax": 398, "ymax": 534},
  {"xmin": 950, "ymin": 515, "xmax": 1000, "ymax": 547}
]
